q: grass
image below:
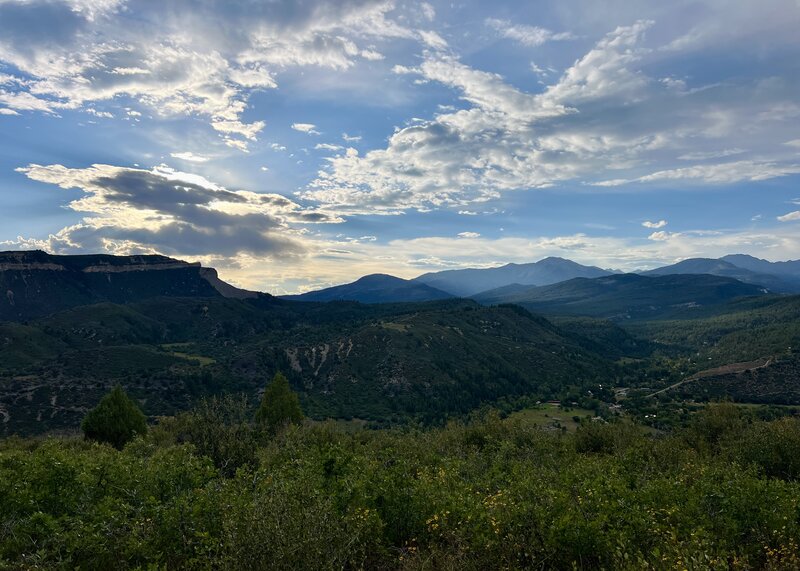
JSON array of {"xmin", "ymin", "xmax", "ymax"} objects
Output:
[
  {"xmin": 160, "ymin": 344, "xmax": 216, "ymax": 366},
  {"xmin": 508, "ymin": 403, "xmax": 597, "ymax": 432}
]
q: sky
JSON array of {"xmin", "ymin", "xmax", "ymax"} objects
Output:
[{"xmin": 1, "ymin": 0, "xmax": 799, "ymax": 293}]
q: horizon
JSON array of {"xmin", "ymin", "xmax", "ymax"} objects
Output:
[
  {"xmin": 1, "ymin": 0, "xmax": 799, "ymax": 294},
  {"xmin": 3, "ymin": 247, "xmax": 797, "ymax": 295}
]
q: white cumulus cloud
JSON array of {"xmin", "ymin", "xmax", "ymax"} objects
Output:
[
  {"xmin": 0, "ymin": 0, "xmax": 427, "ymax": 150},
  {"xmin": 292, "ymin": 123, "xmax": 320, "ymax": 135}
]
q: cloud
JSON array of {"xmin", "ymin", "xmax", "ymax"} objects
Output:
[
  {"xmin": 256, "ymin": 225, "xmax": 800, "ymax": 293},
  {"xmin": 0, "ymin": 0, "xmax": 425, "ymax": 150},
  {"xmin": 647, "ymin": 231, "xmax": 673, "ymax": 241},
  {"xmin": 292, "ymin": 123, "xmax": 320, "ymax": 135},
  {"xmin": 315, "ymin": 143, "xmax": 344, "ymax": 151},
  {"xmin": 170, "ymin": 152, "xmax": 211, "ymax": 163},
  {"xmin": 636, "ymin": 161, "xmax": 800, "ymax": 184},
  {"xmin": 677, "ymin": 149, "xmax": 745, "ymax": 161},
  {"xmin": 301, "ymin": 17, "xmax": 800, "ymax": 213},
  {"xmin": 457, "ymin": 231, "xmax": 480, "ymax": 238},
  {"xmin": 417, "ymin": 30, "xmax": 447, "ymax": 50},
  {"xmin": 14, "ymin": 162, "xmax": 342, "ymax": 258},
  {"xmin": 777, "ymin": 211, "xmax": 800, "ymax": 222},
  {"xmin": 420, "ymin": 3, "xmax": 435, "ymax": 22},
  {"xmin": 486, "ymin": 18, "xmax": 574, "ymax": 47},
  {"xmin": 642, "ymin": 220, "xmax": 667, "ymax": 229},
  {"xmin": 530, "ymin": 62, "xmax": 556, "ymax": 77}
]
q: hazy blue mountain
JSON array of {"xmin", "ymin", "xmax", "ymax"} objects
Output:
[
  {"xmin": 721, "ymin": 254, "xmax": 800, "ymax": 278},
  {"xmin": 0, "ymin": 250, "xmax": 256, "ymax": 321},
  {"xmin": 413, "ymin": 257, "xmax": 613, "ymax": 297},
  {"xmin": 643, "ymin": 257, "xmax": 799, "ymax": 293},
  {"xmin": 281, "ymin": 274, "xmax": 454, "ymax": 303},
  {"xmin": 473, "ymin": 273, "xmax": 769, "ymax": 320}
]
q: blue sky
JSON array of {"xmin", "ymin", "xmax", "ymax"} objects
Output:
[{"xmin": 1, "ymin": 0, "xmax": 799, "ymax": 293}]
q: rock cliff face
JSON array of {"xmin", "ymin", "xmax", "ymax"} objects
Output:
[{"xmin": 0, "ymin": 250, "xmax": 257, "ymax": 321}]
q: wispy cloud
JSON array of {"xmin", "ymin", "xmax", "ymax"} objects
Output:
[
  {"xmin": 170, "ymin": 152, "xmax": 211, "ymax": 163},
  {"xmin": 0, "ymin": 0, "xmax": 429, "ymax": 150},
  {"xmin": 486, "ymin": 19, "xmax": 574, "ymax": 47}
]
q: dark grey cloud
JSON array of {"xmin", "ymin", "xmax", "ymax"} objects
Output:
[{"xmin": 16, "ymin": 163, "xmax": 342, "ymax": 257}]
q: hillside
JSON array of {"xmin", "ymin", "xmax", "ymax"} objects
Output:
[
  {"xmin": 721, "ymin": 254, "xmax": 800, "ymax": 278},
  {"xmin": 642, "ymin": 257, "xmax": 799, "ymax": 293},
  {"xmin": 281, "ymin": 273, "xmax": 454, "ymax": 303},
  {"xmin": 4, "ymin": 251, "xmax": 800, "ymax": 435},
  {"xmin": 0, "ymin": 297, "xmax": 619, "ymax": 435},
  {"xmin": 413, "ymin": 257, "xmax": 612, "ymax": 297},
  {"xmin": 625, "ymin": 295, "xmax": 800, "ymax": 366},
  {"xmin": 0, "ymin": 250, "xmax": 256, "ymax": 320},
  {"xmin": 473, "ymin": 273, "xmax": 769, "ymax": 320}
]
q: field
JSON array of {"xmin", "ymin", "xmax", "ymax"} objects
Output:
[{"xmin": 507, "ymin": 403, "xmax": 597, "ymax": 432}]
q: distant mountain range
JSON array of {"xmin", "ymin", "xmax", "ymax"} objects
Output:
[
  {"xmin": 472, "ymin": 273, "xmax": 769, "ymax": 321},
  {"xmin": 0, "ymin": 250, "xmax": 256, "ymax": 321},
  {"xmin": 642, "ymin": 257, "xmax": 800, "ymax": 293},
  {"xmin": 720, "ymin": 254, "xmax": 800, "ymax": 278},
  {"xmin": 280, "ymin": 253, "xmax": 800, "ymax": 304},
  {"xmin": 412, "ymin": 257, "xmax": 613, "ymax": 297},
  {"xmin": 281, "ymin": 274, "xmax": 453, "ymax": 303},
  {"xmin": 2, "ymin": 250, "xmax": 799, "ymax": 321}
]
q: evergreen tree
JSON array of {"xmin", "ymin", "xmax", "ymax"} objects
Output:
[
  {"xmin": 81, "ymin": 385, "xmax": 147, "ymax": 449},
  {"xmin": 255, "ymin": 372, "xmax": 303, "ymax": 433}
]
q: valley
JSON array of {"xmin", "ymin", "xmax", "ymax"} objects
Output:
[{"xmin": 2, "ymin": 250, "xmax": 799, "ymax": 436}]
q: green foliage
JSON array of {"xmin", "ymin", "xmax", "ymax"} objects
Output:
[
  {"xmin": 0, "ymin": 297, "xmax": 620, "ymax": 436},
  {"xmin": 255, "ymin": 372, "xmax": 303, "ymax": 434},
  {"xmin": 81, "ymin": 385, "xmax": 147, "ymax": 449},
  {"xmin": 725, "ymin": 416, "xmax": 800, "ymax": 479},
  {"xmin": 158, "ymin": 393, "xmax": 257, "ymax": 475},
  {"xmin": 5, "ymin": 413, "xmax": 800, "ymax": 569},
  {"xmin": 686, "ymin": 401, "xmax": 747, "ymax": 451},
  {"xmin": 477, "ymin": 273, "xmax": 768, "ymax": 321}
]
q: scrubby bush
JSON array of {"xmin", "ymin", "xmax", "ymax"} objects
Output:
[
  {"xmin": 255, "ymin": 372, "xmax": 303, "ymax": 434},
  {"xmin": 155, "ymin": 393, "xmax": 257, "ymax": 476},
  {"xmin": 4, "ymin": 408, "xmax": 800, "ymax": 569},
  {"xmin": 81, "ymin": 385, "xmax": 147, "ymax": 449}
]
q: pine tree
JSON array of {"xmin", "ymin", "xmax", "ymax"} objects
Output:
[
  {"xmin": 81, "ymin": 385, "xmax": 147, "ymax": 449},
  {"xmin": 255, "ymin": 372, "xmax": 303, "ymax": 433}
]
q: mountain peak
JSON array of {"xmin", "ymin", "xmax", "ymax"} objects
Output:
[
  {"xmin": 282, "ymin": 273, "xmax": 453, "ymax": 304},
  {"xmin": 414, "ymin": 257, "xmax": 612, "ymax": 297}
]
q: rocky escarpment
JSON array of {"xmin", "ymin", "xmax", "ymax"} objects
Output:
[{"xmin": 0, "ymin": 250, "xmax": 258, "ymax": 321}]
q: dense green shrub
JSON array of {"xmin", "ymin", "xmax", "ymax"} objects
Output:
[
  {"xmin": 4, "ymin": 409, "xmax": 800, "ymax": 569},
  {"xmin": 725, "ymin": 416, "xmax": 800, "ymax": 479},
  {"xmin": 81, "ymin": 385, "xmax": 147, "ymax": 449},
  {"xmin": 255, "ymin": 372, "xmax": 303, "ymax": 434},
  {"xmin": 165, "ymin": 393, "xmax": 258, "ymax": 476}
]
